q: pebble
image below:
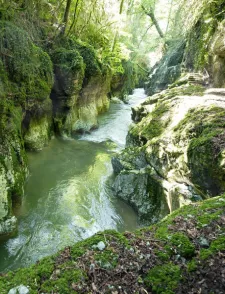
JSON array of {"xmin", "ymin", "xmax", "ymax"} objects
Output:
[
  {"xmin": 8, "ymin": 285, "xmax": 29, "ymax": 294},
  {"xmin": 199, "ymin": 237, "xmax": 209, "ymax": 248},
  {"xmin": 96, "ymin": 241, "xmax": 106, "ymax": 251}
]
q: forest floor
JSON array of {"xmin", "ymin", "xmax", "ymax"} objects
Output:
[{"xmin": 1, "ymin": 195, "xmax": 225, "ymax": 293}]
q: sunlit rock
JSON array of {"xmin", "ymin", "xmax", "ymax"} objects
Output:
[{"xmin": 112, "ymin": 78, "xmax": 225, "ymax": 223}]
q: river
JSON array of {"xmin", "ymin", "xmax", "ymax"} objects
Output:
[{"xmin": 0, "ymin": 88, "xmax": 147, "ymax": 272}]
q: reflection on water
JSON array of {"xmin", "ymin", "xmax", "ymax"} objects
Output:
[{"xmin": 0, "ymin": 89, "xmax": 147, "ymax": 272}]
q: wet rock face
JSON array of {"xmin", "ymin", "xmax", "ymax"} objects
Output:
[
  {"xmin": 145, "ymin": 40, "xmax": 186, "ymax": 96},
  {"xmin": 51, "ymin": 68, "xmax": 110, "ymax": 135},
  {"xmin": 0, "ymin": 102, "xmax": 28, "ymax": 236},
  {"xmin": 211, "ymin": 20, "xmax": 225, "ymax": 88},
  {"xmin": 112, "ymin": 78, "xmax": 225, "ymax": 223},
  {"xmin": 112, "ymin": 168, "xmax": 170, "ymax": 223},
  {"xmin": 22, "ymin": 99, "xmax": 53, "ymax": 151}
]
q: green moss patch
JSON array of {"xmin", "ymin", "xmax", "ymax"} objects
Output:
[
  {"xmin": 1, "ymin": 195, "xmax": 225, "ymax": 293},
  {"xmin": 0, "ymin": 21, "xmax": 53, "ymax": 102},
  {"xmin": 130, "ymin": 101, "xmax": 170, "ymax": 143},
  {"xmin": 174, "ymin": 106, "xmax": 225, "ymax": 195},
  {"xmin": 168, "ymin": 233, "xmax": 195, "ymax": 258},
  {"xmin": 145, "ymin": 263, "xmax": 182, "ymax": 294}
]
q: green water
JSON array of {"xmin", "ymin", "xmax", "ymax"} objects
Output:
[{"xmin": 0, "ymin": 89, "xmax": 147, "ymax": 272}]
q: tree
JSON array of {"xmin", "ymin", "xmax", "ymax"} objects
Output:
[
  {"xmin": 141, "ymin": 4, "xmax": 164, "ymax": 39},
  {"xmin": 60, "ymin": 0, "xmax": 72, "ymax": 35}
]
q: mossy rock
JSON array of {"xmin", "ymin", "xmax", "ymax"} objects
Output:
[
  {"xmin": 54, "ymin": 37, "xmax": 103, "ymax": 82},
  {"xmin": 175, "ymin": 106, "xmax": 225, "ymax": 195},
  {"xmin": 0, "ymin": 21, "xmax": 53, "ymax": 103},
  {"xmin": 51, "ymin": 47, "xmax": 85, "ymax": 76},
  {"xmin": 145, "ymin": 263, "xmax": 182, "ymax": 294},
  {"xmin": 1, "ymin": 195, "xmax": 225, "ymax": 293},
  {"xmin": 129, "ymin": 101, "xmax": 170, "ymax": 143}
]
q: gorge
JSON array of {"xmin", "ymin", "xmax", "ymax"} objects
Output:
[{"xmin": 1, "ymin": 0, "xmax": 225, "ymax": 293}]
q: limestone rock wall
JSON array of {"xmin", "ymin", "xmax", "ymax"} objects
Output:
[
  {"xmin": 0, "ymin": 101, "xmax": 28, "ymax": 236},
  {"xmin": 51, "ymin": 69, "xmax": 111, "ymax": 135},
  {"xmin": 145, "ymin": 40, "xmax": 186, "ymax": 96},
  {"xmin": 22, "ymin": 98, "xmax": 53, "ymax": 151},
  {"xmin": 112, "ymin": 80, "xmax": 225, "ymax": 223}
]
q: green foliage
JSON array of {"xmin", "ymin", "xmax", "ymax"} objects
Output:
[
  {"xmin": 0, "ymin": 21, "xmax": 53, "ymax": 102},
  {"xmin": 51, "ymin": 47, "xmax": 85, "ymax": 74},
  {"xmin": 75, "ymin": 40, "xmax": 102, "ymax": 79},
  {"xmin": 145, "ymin": 263, "xmax": 182, "ymax": 294}
]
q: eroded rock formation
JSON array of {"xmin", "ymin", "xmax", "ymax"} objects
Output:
[{"xmin": 112, "ymin": 79, "xmax": 225, "ymax": 222}]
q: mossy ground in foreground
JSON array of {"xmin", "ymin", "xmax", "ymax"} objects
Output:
[{"xmin": 1, "ymin": 195, "xmax": 225, "ymax": 293}]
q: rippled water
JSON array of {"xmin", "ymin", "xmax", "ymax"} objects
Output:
[{"xmin": 0, "ymin": 89, "xmax": 147, "ymax": 272}]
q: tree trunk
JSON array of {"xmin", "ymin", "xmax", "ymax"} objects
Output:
[
  {"xmin": 67, "ymin": 0, "xmax": 80, "ymax": 35},
  {"xmin": 142, "ymin": 5, "xmax": 164, "ymax": 39},
  {"xmin": 61, "ymin": 0, "xmax": 72, "ymax": 35},
  {"xmin": 111, "ymin": 0, "xmax": 125, "ymax": 52},
  {"xmin": 120, "ymin": 0, "xmax": 125, "ymax": 14}
]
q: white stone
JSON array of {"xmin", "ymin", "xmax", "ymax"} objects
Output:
[
  {"xmin": 8, "ymin": 285, "xmax": 29, "ymax": 294},
  {"xmin": 96, "ymin": 241, "xmax": 106, "ymax": 251}
]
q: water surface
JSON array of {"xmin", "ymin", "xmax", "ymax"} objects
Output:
[{"xmin": 0, "ymin": 89, "xmax": 147, "ymax": 272}]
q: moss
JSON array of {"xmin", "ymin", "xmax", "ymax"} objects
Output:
[
  {"xmin": 154, "ymin": 250, "xmax": 170, "ymax": 262},
  {"xmin": 57, "ymin": 37, "xmax": 102, "ymax": 81},
  {"xmin": 1, "ymin": 195, "xmax": 225, "ymax": 292},
  {"xmin": 168, "ymin": 233, "xmax": 195, "ymax": 258},
  {"xmin": 187, "ymin": 259, "xmax": 198, "ymax": 272},
  {"xmin": 0, "ymin": 256, "xmax": 54, "ymax": 293},
  {"xmin": 130, "ymin": 102, "xmax": 170, "ymax": 142},
  {"xmin": 145, "ymin": 263, "xmax": 182, "ymax": 294},
  {"xmin": 155, "ymin": 225, "xmax": 169, "ymax": 240},
  {"xmin": 40, "ymin": 262, "xmax": 86, "ymax": 294},
  {"xmin": 0, "ymin": 99, "xmax": 27, "ymax": 206},
  {"xmin": 94, "ymin": 249, "xmax": 118, "ymax": 269},
  {"xmin": 70, "ymin": 230, "xmax": 129, "ymax": 260},
  {"xmin": 0, "ymin": 21, "xmax": 53, "ymax": 103},
  {"xmin": 75, "ymin": 40, "xmax": 102, "ymax": 79},
  {"xmin": 184, "ymin": 6, "xmax": 218, "ymax": 71},
  {"xmin": 197, "ymin": 209, "xmax": 223, "ymax": 227},
  {"xmin": 174, "ymin": 106, "xmax": 225, "ymax": 195},
  {"xmin": 155, "ymin": 230, "xmax": 195, "ymax": 259},
  {"xmin": 200, "ymin": 235, "xmax": 225, "ymax": 260},
  {"xmin": 51, "ymin": 47, "xmax": 85, "ymax": 75},
  {"xmin": 168, "ymin": 82, "xmax": 205, "ymax": 96}
]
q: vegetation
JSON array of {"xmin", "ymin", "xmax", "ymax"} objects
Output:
[
  {"xmin": 1, "ymin": 194, "xmax": 225, "ymax": 293},
  {"xmin": 1, "ymin": 0, "xmax": 225, "ymax": 293}
]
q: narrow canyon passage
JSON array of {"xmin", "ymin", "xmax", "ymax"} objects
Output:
[{"xmin": 0, "ymin": 89, "xmax": 146, "ymax": 272}]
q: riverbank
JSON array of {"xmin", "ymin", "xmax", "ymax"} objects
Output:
[{"xmin": 1, "ymin": 193, "xmax": 225, "ymax": 293}]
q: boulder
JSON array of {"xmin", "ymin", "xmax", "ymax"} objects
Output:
[{"xmin": 112, "ymin": 79, "xmax": 225, "ymax": 223}]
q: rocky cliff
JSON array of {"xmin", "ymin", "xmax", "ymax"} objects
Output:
[
  {"xmin": 0, "ymin": 21, "xmax": 53, "ymax": 236},
  {"xmin": 112, "ymin": 78, "xmax": 225, "ymax": 223},
  {"xmin": 0, "ymin": 23, "xmax": 124, "ymax": 237},
  {"xmin": 111, "ymin": 4, "xmax": 225, "ymax": 224}
]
